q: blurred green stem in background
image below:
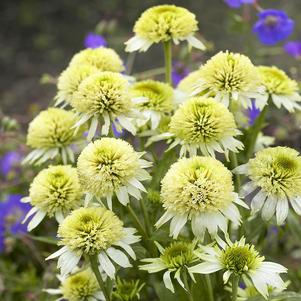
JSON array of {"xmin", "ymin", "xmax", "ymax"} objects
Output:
[
  {"xmin": 205, "ymin": 274, "xmax": 214, "ymax": 301},
  {"xmin": 231, "ymin": 275, "xmax": 239, "ymax": 301},
  {"xmin": 163, "ymin": 41, "xmax": 172, "ymax": 85}
]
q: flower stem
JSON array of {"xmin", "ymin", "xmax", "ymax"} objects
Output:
[
  {"xmin": 205, "ymin": 274, "xmax": 214, "ymax": 301},
  {"xmin": 231, "ymin": 275, "xmax": 239, "ymax": 301},
  {"xmin": 163, "ymin": 41, "xmax": 172, "ymax": 85},
  {"xmin": 89, "ymin": 254, "xmax": 111, "ymax": 301},
  {"xmin": 139, "ymin": 199, "xmax": 151, "ymax": 237},
  {"xmin": 229, "ymin": 151, "xmax": 241, "ymax": 192},
  {"xmin": 183, "ymin": 270, "xmax": 194, "ymax": 301},
  {"xmin": 245, "ymin": 103, "xmax": 269, "ymax": 159}
]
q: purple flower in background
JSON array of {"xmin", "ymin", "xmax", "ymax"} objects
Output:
[
  {"xmin": 112, "ymin": 123, "xmax": 124, "ymax": 138},
  {"xmin": 84, "ymin": 32, "xmax": 107, "ymax": 48},
  {"xmin": 253, "ymin": 9, "xmax": 294, "ymax": 46},
  {"xmin": 172, "ymin": 62, "xmax": 190, "ymax": 86},
  {"xmin": 224, "ymin": 0, "xmax": 254, "ymax": 9},
  {"xmin": 0, "ymin": 194, "xmax": 31, "ymax": 252},
  {"xmin": 284, "ymin": 41, "xmax": 301, "ymax": 59},
  {"xmin": 248, "ymin": 100, "xmax": 260, "ymax": 125},
  {"xmin": 0, "ymin": 151, "xmax": 22, "ymax": 178}
]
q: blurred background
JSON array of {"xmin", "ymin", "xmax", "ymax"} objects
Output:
[{"xmin": 1, "ymin": 0, "xmax": 301, "ymax": 300}]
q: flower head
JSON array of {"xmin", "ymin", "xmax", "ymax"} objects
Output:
[
  {"xmin": 258, "ymin": 66, "xmax": 301, "ymax": 112},
  {"xmin": 47, "ymin": 207, "xmax": 140, "ymax": 277},
  {"xmin": 189, "ymin": 236, "xmax": 287, "ymax": 299},
  {"xmin": 140, "ymin": 240, "xmax": 200, "ymax": 292},
  {"xmin": 192, "ymin": 51, "xmax": 265, "ymax": 109},
  {"xmin": 253, "ymin": 9, "xmax": 294, "ymax": 46},
  {"xmin": 0, "ymin": 194, "xmax": 30, "ymax": 252},
  {"xmin": 224, "ymin": 0, "xmax": 254, "ymax": 9},
  {"xmin": 113, "ymin": 278, "xmax": 145, "ymax": 301},
  {"xmin": 235, "ymin": 146, "xmax": 301, "ymax": 225},
  {"xmin": 84, "ymin": 33, "xmax": 107, "ymax": 48},
  {"xmin": 131, "ymin": 80, "xmax": 174, "ymax": 129},
  {"xmin": 77, "ymin": 138, "xmax": 151, "ymax": 208},
  {"xmin": 55, "ymin": 64, "xmax": 98, "ymax": 106},
  {"xmin": 22, "ymin": 165, "xmax": 82, "ymax": 230},
  {"xmin": 125, "ymin": 5, "xmax": 205, "ymax": 52},
  {"xmin": 45, "ymin": 269, "xmax": 105, "ymax": 301},
  {"xmin": 284, "ymin": 41, "xmax": 301, "ymax": 59},
  {"xmin": 72, "ymin": 71, "xmax": 137, "ymax": 140},
  {"xmin": 149, "ymin": 97, "xmax": 243, "ymax": 158},
  {"xmin": 156, "ymin": 156, "xmax": 247, "ymax": 239},
  {"xmin": 69, "ymin": 47, "xmax": 124, "ymax": 73},
  {"xmin": 24, "ymin": 108, "xmax": 84, "ymax": 165}
]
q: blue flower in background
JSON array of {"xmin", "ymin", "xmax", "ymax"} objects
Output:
[
  {"xmin": 224, "ymin": 0, "xmax": 254, "ymax": 9},
  {"xmin": 284, "ymin": 41, "xmax": 301, "ymax": 59},
  {"xmin": 112, "ymin": 123, "xmax": 124, "ymax": 138},
  {"xmin": 0, "ymin": 194, "xmax": 31, "ymax": 252},
  {"xmin": 84, "ymin": 32, "xmax": 107, "ymax": 48},
  {"xmin": 253, "ymin": 9, "xmax": 294, "ymax": 46},
  {"xmin": 172, "ymin": 62, "xmax": 190, "ymax": 86},
  {"xmin": 0, "ymin": 151, "xmax": 22, "ymax": 178},
  {"xmin": 248, "ymin": 100, "xmax": 260, "ymax": 125}
]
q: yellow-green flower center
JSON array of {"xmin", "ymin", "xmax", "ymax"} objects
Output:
[
  {"xmin": 221, "ymin": 244, "xmax": 263, "ymax": 275},
  {"xmin": 131, "ymin": 80, "xmax": 173, "ymax": 112},
  {"xmin": 160, "ymin": 241, "xmax": 197, "ymax": 269},
  {"xmin": 72, "ymin": 71, "xmax": 132, "ymax": 116},
  {"xmin": 258, "ymin": 66, "xmax": 298, "ymax": 95},
  {"xmin": 169, "ymin": 97, "xmax": 237, "ymax": 144},
  {"xmin": 61, "ymin": 269, "xmax": 99, "ymax": 301},
  {"xmin": 134, "ymin": 5, "xmax": 198, "ymax": 43},
  {"xmin": 58, "ymin": 207, "xmax": 124, "ymax": 254},
  {"xmin": 30, "ymin": 165, "xmax": 82, "ymax": 216},
  {"xmin": 161, "ymin": 156, "xmax": 234, "ymax": 214},
  {"xmin": 248, "ymin": 146, "xmax": 301, "ymax": 198},
  {"xmin": 77, "ymin": 138, "xmax": 140, "ymax": 197}
]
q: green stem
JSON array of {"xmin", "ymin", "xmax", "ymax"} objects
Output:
[
  {"xmin": 205, "ymin": 275, "xmax": 214, "ymax": 301},
  {"xmin": 89, "ymin": 255, "xmax": 111, "ymax": 301},
  {"xmin": 183, "ymin": 271, "xmax": 194, "ymax": 301},
  {"xmin": 231, "ymin": 275, "xmax": 239, "ymax": 301},
  {"xmin": 139, "ymin": 199, "xmax": 151, "ymax": 237},
  {"xmin": 245, "ymin": 103, "xmax": 269, "ymax": 159},
  {"xmin": 229, "ymin": 151, "xmax": 241, "ymax": 192},
  {"xmin": 127, "ymin": 204, "xmax": 148, "ymax": 238},
  {"xmin": 163, "ymin": 41, "xmax": 172, "ymax": 85}
]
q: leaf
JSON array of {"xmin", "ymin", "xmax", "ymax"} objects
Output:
[{"xmin": 27, "ymin": 234, "xmax": 58, "ymax": 245}]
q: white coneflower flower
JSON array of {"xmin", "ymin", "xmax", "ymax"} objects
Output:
[
  {"xmin": 22, "ymin": 165, "xmax": 83, "ymax": 230},
  {"xmin": 140, "ymin": 240, "xmax": 200, "ymax": 293},
  {"xmin": 77, "ymin": 138, "xmax": 151, "ymax": 209},
  {"xmin": 131, "ymin": 80, "xmax": 174, "ymax": 130},
  {"xmin": 69, "ymin": 47, "xmax": 125, "ymax": 73},
  {"xmin": 189, "ymin": 236, "xmax": 287, "ymax": 299},
  {"xmin": 44, "ymin": 269, "xmax": 105, "ymax": 301},
  {"xmin": 71, "ymin": 71, "xmax": 139, "ymax": 141},
  {"xmin": 234, "ymin": 146, "xmax": 301, "ymax": 225},
  {"xmin": 156, "ymin": 156, "xmax": 248, "ymax": 239},
  {"xmin": 46, "ymin": 207, "xmax": 140, "ymax": 278},
  {"xmin": 125, "ymin": 5, "xmax": 205, "ymax": 52},
  {"xmin": 258, "ymin": 66, "xmax": 301, "ymax": 112},
  {"xmin": 148, "ymin": 97, "xmax": 243, "ymax": 158},
  {"xmin": 191, "ymin": 51, "xmax": 266, "ymax": 109},
  {"xmin": 23, "ymin": 108, "xmax": 85, "ymax": 165}
]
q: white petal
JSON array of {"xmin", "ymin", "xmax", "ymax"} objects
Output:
[
  {"xmin": 163, "ymin": 271, "xmax": 174, "ymax": 293},
  {"xmin": 189, "ymin": 262, "xmax": 222, "ymax": 274},
  {"xmin": 115, "ymin": 186, "xmax": 129, "ymax": 206},
  {"xmin": 55, "ymin": 211, "xmax": 65, "ymax": 223},
  {"xmin": 106, "ymin": 195, "xmax": 112, "ymax": 210},
  {"xmin": 191, "ymin": 215, "xmax": 206, "ymax": 240},
  {"xmin": 155, "ymin": 211, "xmax": 174, "ymax": 228},
  {"xmin": 101, "ymin": 112, "xmax": 110, "ymax": 136},
  {"xmin": 98, "ymin": 252, "xmax": 116, "ymax": 279},
  {"xmin": 46, "ymin": 246, "xmax": 68, "ymax": 260},
  {"xmin": 125, "ymin": 36, "xmax": 152, "ymax": 52},
  {"xmin": 27, "ymin": 210, "xmax": 47, "ymax": 231},
  {"xmin": 251, "ymin": 190, "xmax": 267, "ymax": 214},
  {"xmin": 128, "ymin": 178, "xmax": 147, "ymax": 192},
  {"xmin": 260, "ymin": 262, "xmax": 287, "ymax": 274},
  {"xmin": 186, "ymin": 35, "xmax": 206, "ymax": 50},
  {"xmin": 290, "ymin": 197, "xmax": 301, "ymax": 215},
  {"xmin": 114, "ymin": 241, "xmax": 136, "ymax": 260},
  {"xmin": 43, "ymin": 288, "xmax": 62, "ymax": 295},
  {"xmin": 276, "ymin": 198, "xmax": 289, "ymax": 225},
  {"xmin": 58, "ymin": 250, "xmax": 81, "ymax": 275},
  {"xmin": 249, "ymin": 271, "xmax": 269, "ymax": 299},
  {"xmin": 222, "ymin": 203, "xmax": 241, "ymax": 226},
  {"xmin": 170, "ymin": 214, "xmax": 187, "ymax": 238},
  {"xmin": 22, "ymin": 206, "xmax": 38, "ymax": 223},
  {"xmin": 261, "ymin": 196, "xmax": 277, "ymax": 221},
  {"xmin": 87, "ymin": 116, "xmax": 98, "ymax": 141},
  {"xmin": 107, "ymin": 247, "xmax": 131, "ymax": 268}
]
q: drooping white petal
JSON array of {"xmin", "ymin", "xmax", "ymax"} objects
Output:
[
  {"xmin": 251, "ymin": 190, "xmax": 267, "ymax": 214},
  {"xmin": 87, "ymin": 116, "xmax": 99, "ymax": 141},
  {"xmin": 128, "ymin": 178, "xmax": 147, "ymax": 192},
  {"xmin": 249, "ymin": 271, "xmax": 269, "ymax": 299},
  {"xmin": 114, "ymin": 241, "xmax": 136, "ymax": 260},
  {"xmin": 27, "ymin": 210, "xmax": 47, "ymax": 231},
  {"xmin": 186, "ymin": 34, "xmax": 206, "ymax": 50},
  {"xmin": 290, "ymin": 197, "xmax": 301, "ymax": 215},
  {"xmin": 170, "ymin": 214, "xmax": 187, "ymax": 238},
  {"xmin": 46, "ymin": 246, "xmax": 68, "ymax": 260},
  {"xmin": 261, "ymin": 196, "xmax": 277, "ymax": 221},
  {"xmin": 101, "ymin": 112, "xmax": 110, "ymax": 136},
  {"xmin": 155, "ymin": 211, "xmax": 174, "ymax": 228},
  {"xmin": 55, "ymin": 211, "xmax": 65, "ymax": 223},
  {"xmin": 43, "ymin": 288, "xmax": 62, "ymax": 295},
  {"xmin": 115, "ymin": 186, "xmax": 129, "ymax": 206},
  {"xmin": 174, "ymin": 269, "xmax": 185, "ymax": 290},
  {"xmin": 163, "ymin": 270, "xmax": 174, "ymax": 293},
  {"xmin": 189, "ymin": 262, "xmax": 222, "ymax": 274},
  {"xmin": 58, "ymin": 250, "xmax": 81, "ymax": 275},
  {"xmin": 276, "ymin": 198, "xmax": 289, "ymax": 225},
  {"xmin": 125, "ymin": 36, "xmax": 152, "ymax": 52},
  {"xmin": 98, "ymin": 252, "xmax": 116, "ymax": 279},
  {"xmin": 233, "ymin": 163, "xmax": 249, "ymax": 174},
  {"xmin": 223, "ymin": 270, "xmax": 232, "ymax": 284},
  {"xmin": 260, "ymin": 262, "xmax": 287, "ymax": 274},
  {"xmin": 222, "ymin": 203, "xmax": 241, "ymax": 226},
  {"xmin": 107, "ymin": 247, "xmax": 132, "ymax": 268},
  {"xmin": 240, "ymin": 181, "xmax": 257, "ymax": 198},
  {"xmin": 22, "ymin": 206, "xmax": 38, "ymax": 223},
  {"xmin": 118, "ymin": 115, "xmax": 136, "ymax": 135},
  {"xmin": 191, "ymin": 215, "xmax": 206, "ymax": 240}
]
